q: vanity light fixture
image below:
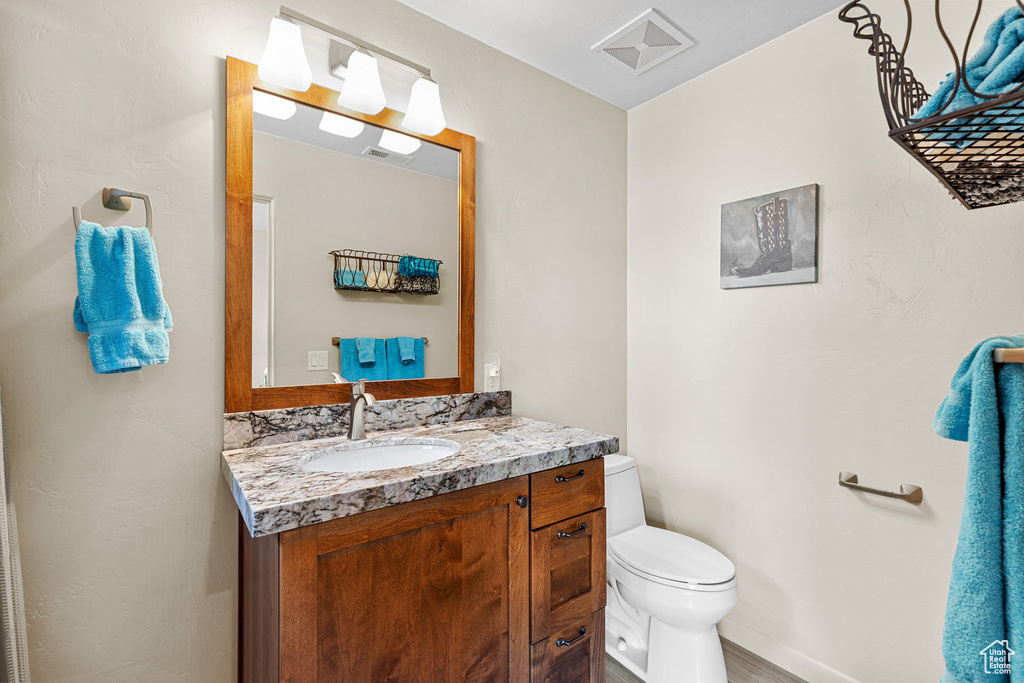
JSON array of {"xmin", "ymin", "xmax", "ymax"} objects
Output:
[
  {"xmin": 379, "ymin": 130, "xmax": 422, "ymax": 155},
  {"xmin": 252, "ymin": 91, "xmax": 297, "ymax": 120},
  {"xmin": 257, "ymin": 17, "xmax": 313, "ymax": 91},
  {"xmin": 318, "ymin": 111, "xmax": 365, "ymax": 138},
  {"xmin": 337, "ymin": 50, "xmax": 387, "ymax": 115},
  {"xmin": 258, "ymin": 7, "xmax": 448, "ymax": 133},
  {"xmin": 403, "ymin": 77, "xmax": 446, "ymax": 136}
]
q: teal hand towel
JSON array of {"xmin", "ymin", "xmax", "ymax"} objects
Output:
[
  {"xmin": 396, "ymin": 336, "xmax": 416, "ymax": 364},
  {"xmin": 339, "ymin": 338, "xmax": 386, "ymax": 382},
  {"xmin": 72, "ymin": 221, "xmax": 172, "ymax": 374},
  {"xmin": 398, "ymin": 255, "xmax": 440, "ymax": 278},
  {"xmin": 385, "ymin": 338, "xmax": 424, "ymax": 380},
  {"xmin": 334, "ymin": 270, "xmax": 366, "ymax": 288},
  {"xmin": 935, "ymin": 335, "xmax": 1024, "ymax": 683},
  {"xmin": 354, "ymin": 337, "xmax": 376, "ymax": 364}
]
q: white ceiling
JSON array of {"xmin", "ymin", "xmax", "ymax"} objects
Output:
[{"xmin": 396, "ymin": 0, "xmax": 848, "ymax": 110}]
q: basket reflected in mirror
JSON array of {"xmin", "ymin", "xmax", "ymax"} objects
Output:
[{"xmin": 330, "ymin": 249, "xmax": 441, "ymax": 295}]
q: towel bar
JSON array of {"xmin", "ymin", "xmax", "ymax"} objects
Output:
[
  {"xmin": 331, "ymin": 337, "xmax": 428, "ymax": 346},
  {"xmin": 838, "ymin": 471, "xmax": 923, "ymax": 504},
  {"xmin": 994, "ymin": 348, "xmax": 1024, "ymax": 363},
  {"xmin": 72, "ymin": 187, "xmax": 153, "ymax": 232}
]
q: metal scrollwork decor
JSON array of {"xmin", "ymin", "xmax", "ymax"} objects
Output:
[{"xmin": 840, "ymin": 0, "xmax": 1024, "ymax": 208}]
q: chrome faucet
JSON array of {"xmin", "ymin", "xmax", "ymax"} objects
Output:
[{"xmin": 347, "ymin": 379, "xmax": 377, "ymax": 440}]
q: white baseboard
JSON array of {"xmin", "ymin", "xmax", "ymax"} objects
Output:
[{"xmin": 718, "ymin": 618, "xmax": 862, "ymax": 683}]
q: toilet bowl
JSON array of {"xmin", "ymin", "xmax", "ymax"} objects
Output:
[{"xmin": 604, "ymin": 454, "xmax": 737, "ymax": 683}]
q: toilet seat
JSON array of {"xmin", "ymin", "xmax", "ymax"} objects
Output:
[{"xmin": 608, "ymin": 526, "xmax": 735, "ymax": 592}]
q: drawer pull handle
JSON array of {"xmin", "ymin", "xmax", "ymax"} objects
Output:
[
  {"xmin": 555, "ymin": 469, "xmax": 585, "ymax": 484},
  {"xmin": 556, "ymin": 626, "xmax": 587, "ymax": 648},
  {"xmin": 557, "ymin": 522, "xmax": 588, "ymax": 539}
]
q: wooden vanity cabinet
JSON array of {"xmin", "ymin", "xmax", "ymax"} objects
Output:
[
  {"xmin": 527, "ymin": 459, "xmax": 607, "ymax": 682},
  {"xmin": 239, "ymin": 458, "xmax": 606, "ymax": 683}
]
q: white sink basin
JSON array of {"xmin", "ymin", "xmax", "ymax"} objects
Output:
[{"xmin": 299, "ymin": 438, "xmax": 461, "ymax": 474}]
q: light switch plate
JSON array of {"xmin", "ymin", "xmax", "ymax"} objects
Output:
[{"xmin": 308, "ymin": 350, "xmax": 329, "ymax": 371}]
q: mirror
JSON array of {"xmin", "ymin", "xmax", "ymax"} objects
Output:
[
  {"xmin": 250, "ymin": 98, "xmax": 460, "ymax": 389},
  {"xmin": 225, "ymin": 57, "xmax": 475, "ymax": 412}
]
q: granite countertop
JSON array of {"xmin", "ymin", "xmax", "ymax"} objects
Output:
[{"xmin": 222, "ymin": 415, "xmax": 619, "ymax": 537}]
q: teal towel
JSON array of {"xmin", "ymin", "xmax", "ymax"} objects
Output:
[
  {"xmin": 339, "ymin": 338, "xmax": 386, "ymax": 382},
  {"xmin": 72, "ymin": 221, "xmax": 172, "ymax": 374},
  {"xmin": 385, "ymin": 337, "xmax": 424, "ymax": 380},
  {"xmin": 398, "ymin": 255, "xmax": 439, "ymax": 278},
  {"xmin": 355, "ymin": 337, "xmax": 376, "ymax": 364},
  {"xmin": 397, "ymin": 336, "xmax": 416, "ymax": 364},
  {"xmin": 935, "ymin": 335, "xmax": 1024, "ymax": 683},
  {"xmin": 916, "ymin": 6, "xmax": 1024, "ymax": 147},
  {"xmin": 335, "ymin": 270, "xmax": 366, "ymax": 288}
]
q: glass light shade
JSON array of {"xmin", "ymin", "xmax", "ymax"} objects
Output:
[
  {"xmin": 338, "ymin": 50, "xmax": 387, "ymax": 115},
  {"xmin": 402, "ymin": 78, "xmax": 446, "ymax": 136},
  {"xmin": 257, "ymin": 18, "xmax": 312, "ymax": 92},
  {"xmin": 252, "ymin": 91, "xmax": 297, "ymax": 120},
  {"xmin": 318, "ymin": 111, "xmax": 365, "ymax": 138},
  {"xmin": 379, "ymin": 130, "xmax": 421, "ymax": 155}
]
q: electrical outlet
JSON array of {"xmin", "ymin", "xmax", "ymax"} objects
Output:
[
  {"xmin": 484, "ymin": 356, "xmax": 501, "ymax": 392},
  {"xmin": 307, "ymin": 350, "xmax": 329, "ymax": 371}
]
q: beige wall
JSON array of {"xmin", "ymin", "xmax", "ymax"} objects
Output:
[
  {"xmin": 627, "ymin": 3, "xmax": 1024, "ymax": 681},
  {"xmin": 253, "ymin": 131, "xmax": 459, "ymax": 387},
  {"xmin": 0, "ymin": 0, "xmax": 626, "ymax": 679}
]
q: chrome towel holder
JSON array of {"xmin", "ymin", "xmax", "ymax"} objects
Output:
[
  {"xmin": 72, "ymin": 187, "xmax": 153, "ymax": 232},
  {"xmin": 838, "ymin": 471, "xmax": 923, "ymax": 504}
]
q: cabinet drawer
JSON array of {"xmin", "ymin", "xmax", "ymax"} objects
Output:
[
  {"xmin": 530, "ymin": 610, "xmax": 605, "ymax": 683},
  {"xmin": 530, "ymin": 509, "xmax": 606, "ymax": 643},
  {"xmin": 530, "ymin": 458, "xmax": 604, "ymax": 530}
]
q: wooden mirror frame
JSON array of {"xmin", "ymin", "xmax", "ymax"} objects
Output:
[{"xmin": 225, "ymin": 57, "xmax": 475, "ymax": 412}]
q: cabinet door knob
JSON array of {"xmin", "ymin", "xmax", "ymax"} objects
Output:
[
  {"xmin": 555, "ymin": 469, "xmax": 585, "ymax": 484},
  {"xmin": 516, "ymin": 495, "xmax": 529, "ymax": 508},
  {"xmin": 556, "ymin": 626, "xmax": 587, "ymax": 648},
  {"xmin": 556, "ymin": 522, "xmax": 588, "ymax": 539}
]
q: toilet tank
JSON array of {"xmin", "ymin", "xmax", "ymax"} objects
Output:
[{"xmin": 604, "ymin": 454, "xmax": 647, "ymax": 538}]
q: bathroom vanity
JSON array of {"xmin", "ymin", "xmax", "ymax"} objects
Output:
[
  {"xmin": 222, "ymin": 393, "xmax": 617, "ymax": 682},
  {"xmin": 222, "ymin": 57, "xmax": 618, "ymax": 681}
]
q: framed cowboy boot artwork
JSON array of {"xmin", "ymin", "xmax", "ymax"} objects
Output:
[{"xmin": 721, "ymin": 184, "xmax": 818, "ymax": 289}]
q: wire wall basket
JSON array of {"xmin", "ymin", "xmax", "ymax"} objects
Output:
[
  {"xmin": 330, "ymin": 249, "xmax": 441, "ymax": 295},
  {"xmin": 840, "ymin": 0, "xmax": 1024, "ymax": 209}
]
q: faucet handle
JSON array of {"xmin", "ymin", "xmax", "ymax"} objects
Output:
[{"xmin": 351, "ymin": 379, "xmax": 367, "ymax": 397}]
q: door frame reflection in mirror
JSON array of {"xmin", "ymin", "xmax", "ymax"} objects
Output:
[
  {"xmin": 225, "ymin": 57, "xmax": 475, "ymax": 412},
  {"xmin": 251, "ymin": 194, "xmax": 275, "ymax": 389}
]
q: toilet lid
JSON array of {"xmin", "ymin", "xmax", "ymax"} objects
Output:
[{"xmin": 608, "ymin": 526, "xmax": 735, "ymax": 586}]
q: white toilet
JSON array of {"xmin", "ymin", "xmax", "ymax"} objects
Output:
[{"xmin": 604, "ymin": 454, "xmax": 737, "ymax": 682}]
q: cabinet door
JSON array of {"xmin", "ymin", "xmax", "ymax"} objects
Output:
[
  {"xmin": 530, "ymin": 509, "xmax": 607, "ymax": 643},
  {"xmin": 279, "ymin": 478, "xmax": 531, "ymax": 683},
  {"xmin": 530, "ymin": 610, "xmax": 605, "ymax": 683}
]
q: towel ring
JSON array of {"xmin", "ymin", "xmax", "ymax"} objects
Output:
[{"xmin": 72, "ymin": 187, "xmax": 154, "ymax": 233}]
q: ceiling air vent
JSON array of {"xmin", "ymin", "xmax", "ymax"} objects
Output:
[
  {"xmin": 360, "ymin": 147, "xmax": 415, "ymax": 167},
  {"xmin": 592, "ymin": 9, "xmax": 694, "ymax": 75}
]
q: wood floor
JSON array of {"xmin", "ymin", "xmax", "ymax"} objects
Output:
[
  {"xmin": 605, "ymin": 653, "xmax": 643, "ymax": 683},
  {"xmin": 604, "ymin": 637, "xmax": 809, "ymax": 683}
]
